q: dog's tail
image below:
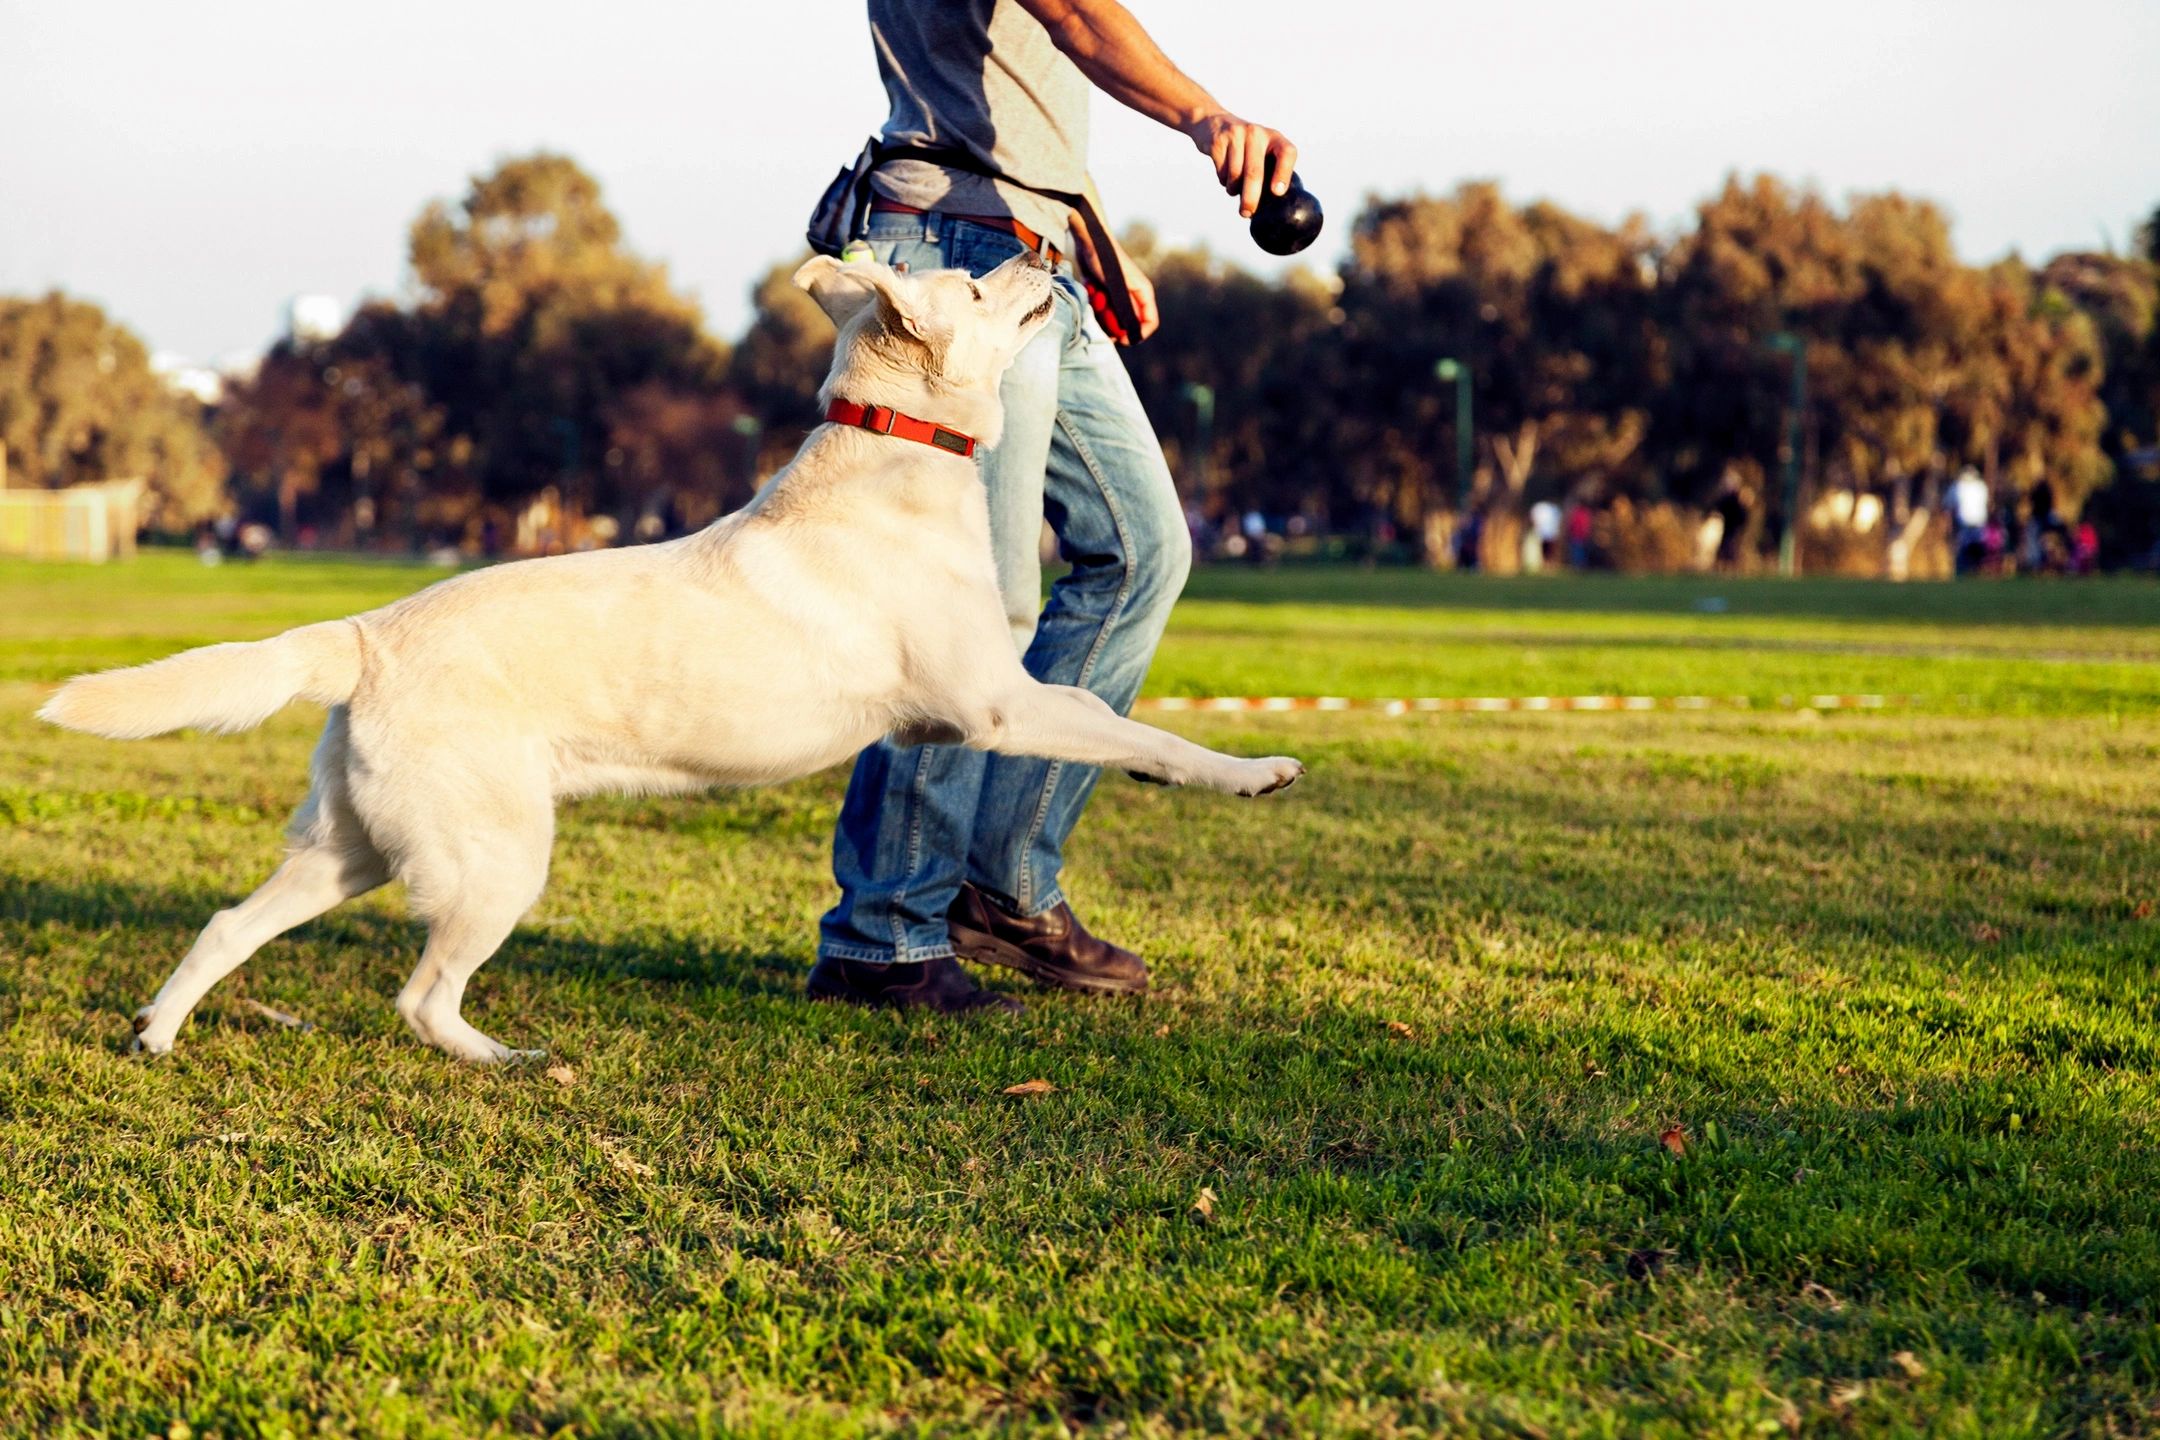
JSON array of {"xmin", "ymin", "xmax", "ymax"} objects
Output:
[{"xmin": 38, "ymin": 621, "xmax": 363, "ymax": 740}]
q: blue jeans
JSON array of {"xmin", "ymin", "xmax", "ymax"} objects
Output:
[{"xmin": 817, "ymin": 214, "xmax": 1193, "ymax": 964}]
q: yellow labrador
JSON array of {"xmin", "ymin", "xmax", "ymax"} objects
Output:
[{"xmin": 41, "ymin": 251, "xmax": 1302, "ymax": 1062}]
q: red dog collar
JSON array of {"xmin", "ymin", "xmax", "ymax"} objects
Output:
[{"xmin": 825, "ymin": 399, "xmax": 978, "ymax": 458}]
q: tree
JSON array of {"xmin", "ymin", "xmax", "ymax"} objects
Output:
[
  {"xmin": 727, "ymin": 256, "xmax": 836, "ymax": 472},
  {"xmin": 1325, "ymin": 184, "xmax": 1662, "ymax": 555},
  {"xmin": 0, "ymin": 291, "xmax": 226, "ymax": 528},
  {"xmin": 1117, "ymin": 228, "xmax": 1339, "ymax": 523},
  {"xmin": 400, "ymin": 152, "xmax": 731, "ymax": 524},
  {"xmin": 216, "ymin": 306, "xmax": 451, "ymax": 543}
]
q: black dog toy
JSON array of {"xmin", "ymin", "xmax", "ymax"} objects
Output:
[{"xmin": 1248, "ymin": 155, "xmax": 1324, "ymax": 256}]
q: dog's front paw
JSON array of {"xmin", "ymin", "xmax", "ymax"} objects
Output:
[
  {"xmin": 130, "ymin": 1005, "xmax": 173, "ymax": 1056},
  {"xmin": 1233, "ymin": 756, "xmax": 1305, "ymax": 797}
]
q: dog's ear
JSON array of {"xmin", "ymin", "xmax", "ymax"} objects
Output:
[{"xmin": 793, "ymin": 255, "xmax": 936, "ymax": 342}]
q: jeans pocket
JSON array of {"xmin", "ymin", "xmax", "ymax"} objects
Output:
[{"xmin": 946, "ymin": 221, "xmax": 1033, "ymax": 277}]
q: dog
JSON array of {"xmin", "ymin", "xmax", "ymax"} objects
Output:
[{"xmin": 40, "ymin": 250, "xmax": 1304, "ymax": 1062}]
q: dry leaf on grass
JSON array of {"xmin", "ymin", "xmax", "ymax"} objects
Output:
[
  {"xmin": 1002, "ymin": 1079, "xmax": 1057, "ymax": 1097},
  {"xmin": 1192, "ymin": 1186, "xmax": 1217, "ymax": 1220},
  {"xmin": 1153, "ymin": 1024, "xmax": 1171, "ymax": 1039},
  {"xmin": 2133, "ymin": 900, "xmax": 2154, "ymax": 920},
  {"xmin": 544, "ymin": 1064, "xmax": 576, "ymax": 1088},
  {"xmin": 1384, "ymin": 1020, "xmax": 1414, "ymax": 1039},
  {"xmin": 239, "ymin": 998, "xmax": 315, "ymax": 1032},
  {"xmin": 1890, "ymin": 1350, "xmax": 1926, "ymax": 1378},
  {"xmin": 601, "ymin": 1141, "xmax": 653, "ymax": 1177},
  {"xmin": 1800, "ymin": 1280, "xmax": 1845, "ymax": 1311},
  {"xmin": 1658, "ymin": 1124, "xmax": 1688, "ymax": 1156},
  {"xmin": 1971, "ymin": 922, "xmax": 2002, "ymax": 943}
]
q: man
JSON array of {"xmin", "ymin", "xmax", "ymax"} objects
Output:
[
  {"xmin": 806, "ymin": 0, "xmax": 1301, "ymax": 1012},
  {"xmin": 1949, "ymin": 467, "xmax": 1989, "ymax": 576}
]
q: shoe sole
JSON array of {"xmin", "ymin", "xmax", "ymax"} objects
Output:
[{"xmin": 949, "ymin": 928, "xmax": 1149, "ymax": 996}]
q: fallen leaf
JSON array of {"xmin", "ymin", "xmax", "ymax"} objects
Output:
[
  {"xmin": 1583, "ymin": 1058, "xmax": 1609, "ymax": 1078},
  {"xmin": 1800, "ymin": 1281, "xmax": 1844, "ymax": 1311},
  {"xmin": 1153, "ymin": 1024, "xmax": 1171, "ymax": 1039},
  {"xmin": 1625, "ymin": 1247, "xmax": 1671, "ymax": 1281},
  {"xmin": 1830, "ymin": 1382, "xmax": 1868, "ymax": 1410},
  {"xmin": 1834, "ymin": 1063, "xmax": 1856, "ymax": 1077},
  {"xmin": 1971, "ymin": 922, "xmax": 2002, "ymax": 944},
  {"xmin": 239, "ymin": 998, "xmax": 315, "ymax": 1032},
  {"xmin": 1890, "ymin": 1350, "xmax": 1926, "ymax": 1378},
  {"xmin": 1192, "ymin": 1186, "xmax": 1217, "ymax": 1220},
  {"xmin": 1002, "ymin": 1079, "xmax": 1057, "ymax": 1097},
  {"xmin": 545, "ymin": 1064, "xmax": 576, "ymax": 1088},
  {"xmin": 214, "ymin": 1131, "xmax": 250, "ymax": 1144},
  {"xmin": 2133, "ymin": 900, "xmax": 2153, "ymax": 920},
  {"xmin": 1658, "ymin": 1124, "xmax": 1688, "ymax": 1156},
  {"xmin": 1385, "ymin": 1020, "xmax": 1414, "ymax": 1039},
  {"xmin": 602, "ymin": 1141, "xmax": 653, "ymax": 1177}
]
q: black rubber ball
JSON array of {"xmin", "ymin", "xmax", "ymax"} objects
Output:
[{"xmin": 1250, "ymin": 172, "xmax": 1324, "ymax": 256}]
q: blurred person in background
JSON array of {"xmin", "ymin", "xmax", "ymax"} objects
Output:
[
  {"xmin": 1949, "ymin": 466, "xmax": 1990, "ymax": 576},
  {"xmin": 1529, "ymin": 498, "xmax": 1562, "ymax": 568},
  {"xmin": 808, "ymin": 0, "xmax": 1302, "ymax": 1013}
]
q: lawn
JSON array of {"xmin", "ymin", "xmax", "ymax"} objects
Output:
[{"xmin": 3, "ymin": 552, "xmax": 2158, "ymax": 1438}]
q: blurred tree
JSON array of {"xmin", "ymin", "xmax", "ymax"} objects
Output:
[
  {"xmin": 217, "ymin": 305, "xmax": 450, "ymax": 543},
  {"xmin": 727, "ymin": 256, "xmax": 834, "ymax": 472},
  {"xmin": 1327, "ymin": 184, "xmax": 1661, "ymax": 556},
  {"xmin": 2041, "ymin": 249, "xmax": 2158, "ymax": 461},
  {"xmin": 1945, "ymin": 260, "xmax": 2109, "ymax": 511},
  {"xmin": 602, "ymin": 381, "xmax": 759, "ymax": 527},
  {"xmin": 401, "ymin": 152, "xmax": 730, "ymax": 524},
  {"xmin": 0, "ymin": 291, "xmax": 226, "ymax": 528},
  {"xmin": 1117, "ymin": 227, "xmax": 1338, "ymax": 523}
]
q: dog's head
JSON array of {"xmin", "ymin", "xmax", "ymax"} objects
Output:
[{"xmin": 794, "ymin": 250, "xmax": 1058, "ymax": 450}]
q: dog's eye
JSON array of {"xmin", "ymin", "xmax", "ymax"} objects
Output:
[{"xmin": 967, "ymin": 282, "xmax": 983, "ymax": 302}]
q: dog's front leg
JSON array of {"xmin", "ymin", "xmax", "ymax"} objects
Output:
[{"xmin": 968, "ymin": 683, "xmax": 1303, "ymax": 797}]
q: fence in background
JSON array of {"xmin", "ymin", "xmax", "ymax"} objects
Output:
[{"xmin": 0, "ymin": 444, "xmax": 143, "ymax": 562}]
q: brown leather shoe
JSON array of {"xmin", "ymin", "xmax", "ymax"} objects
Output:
[{"xmin": 947, "ymin": 883, "xmax": 1149, "ymax": 995}]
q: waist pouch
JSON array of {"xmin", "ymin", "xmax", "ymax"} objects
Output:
[{"xmin": 807, "ymin": 138, "xmax": 1143, "ymax": 345}]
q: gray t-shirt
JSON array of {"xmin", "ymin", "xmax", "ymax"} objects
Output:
[{"xmin": 866, "ymin": 0, "xmax": 1089, "ymax": 250}]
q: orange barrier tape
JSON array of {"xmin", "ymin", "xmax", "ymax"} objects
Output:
[{"xmin": 1134, "ymin": 694, "xmax": 1912, "ymax": 716}]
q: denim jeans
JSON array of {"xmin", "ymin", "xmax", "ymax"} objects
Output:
[{"xmin": 817, "ymin": 213, "xmax": 1193, "ymax": 964}]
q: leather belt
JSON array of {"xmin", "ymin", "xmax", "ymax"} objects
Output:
[{"xmin": 868, "ymin": 198, "xmax": 1063, "ymax": 268}]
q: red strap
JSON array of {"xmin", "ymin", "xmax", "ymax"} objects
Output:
[{"xmin": 824, "ymin": 398, "xmax": 978, "ymax": 458}]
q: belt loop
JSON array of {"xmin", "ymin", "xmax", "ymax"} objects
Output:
[{"xmin": 923, "ymin": 211, "xmax": 940, "ymax": 245}]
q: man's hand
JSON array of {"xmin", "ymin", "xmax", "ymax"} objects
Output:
[
  {"xmin": 1069, "ymin": 223, "xmax": 1159, "ymax": 344},
  {"xmin": 1185, "ymin": 114, "xmax": 1299, "ymax": 219}
]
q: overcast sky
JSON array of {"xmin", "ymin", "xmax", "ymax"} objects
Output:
[{"xmin": 4, "ymin": 0, "xmax": 2156, "ymax": 366}]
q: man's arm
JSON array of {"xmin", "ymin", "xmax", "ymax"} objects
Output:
[{"xmin": 1016, "ymin": 0, "xmax": 1298, "ymax": 219}]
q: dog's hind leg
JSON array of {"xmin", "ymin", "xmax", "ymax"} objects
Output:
[
  {"xmin": 975, "ymin": 683, "xmax": 1304, "ymax": 797},
  {"xmin": 389, "ymin": 797, "xmax": 553, "ymax": 1064},
  {"xmin": 132, "ymin": 836, "xmax": 388, "ymax": 1055},
  {"xmin": 133, "ymin": 715, "xmax": 388, "ymax": 1054}
]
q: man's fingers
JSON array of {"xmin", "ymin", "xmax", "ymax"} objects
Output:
[
  {"xmin": 1239, "ymin": 127, "xmax": 1269, "ymax": 216},
  {"xmin": 1210, "ymin": 126, "xmax": 1235, "ymax": 188},
  {"xmin": 1268, "ymin": 136, "xmax": 1299, "ymax": 194}
]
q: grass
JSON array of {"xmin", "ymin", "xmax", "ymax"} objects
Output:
[{"xmin": 3, "ymin": 551, "xmax": 2158, "ymax": 1437}]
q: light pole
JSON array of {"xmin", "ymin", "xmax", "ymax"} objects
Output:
[
  {"xmin": 1180, "ymin": 381, "xmax": 1215, "ymax": 497},
  {"xmin": 1434, "ymin": 358, "xmax": 1472, "ymax": 512},
  {"xmin": 1767, "ymin": 332, "xmax": 1806, "ymax": 577}
]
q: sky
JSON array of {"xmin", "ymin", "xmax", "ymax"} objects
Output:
[{"xmin": 4, "ymin": 0, "xmax": 2156, "ymax": 368}]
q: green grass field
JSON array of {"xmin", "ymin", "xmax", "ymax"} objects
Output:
[{"xmin": 3, "ymin": 553, "xmax": 2158, "ymax": 1438}]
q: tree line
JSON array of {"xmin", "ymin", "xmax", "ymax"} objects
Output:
[{"xmin": 4, "ymin": 153, "xmax": 2156, "ymax": 570}]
